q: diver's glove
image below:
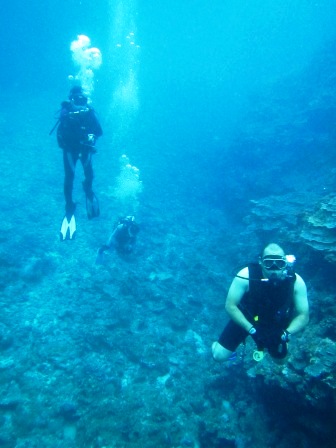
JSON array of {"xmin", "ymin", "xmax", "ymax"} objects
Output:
[
  {"xmin": 248, "ymin": 326, "xmax": 263, "ymax": 346},
  {"xmin": 81, "ymin": 134, "xmax": 97, "ymax": 152},
  {"xmin": 280, "ymin": 330, "xmax": 291, "ymax": 342},
  {"xmin": 248, "ymin": 326, "xmax": 257, "ymax": 336},
  {"xmin": 87, "ymin": 134, "xmax": 96, "ymax": 145}
]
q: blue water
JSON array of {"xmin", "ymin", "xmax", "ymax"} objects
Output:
[{"xmin": 1, "ymin": 1, "xmax": 336, "ymax": 446}]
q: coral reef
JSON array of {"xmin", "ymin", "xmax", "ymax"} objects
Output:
[{"xmin": 301, "ymin": 195, "xmax": 336, "ymax": 262}]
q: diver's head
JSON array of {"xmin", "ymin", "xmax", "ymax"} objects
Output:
[
  {"xmin": 69, "ymin": 86, "xmax": 88, "ymax": 107},
  {"xmin": 259, "ymin": 243, "xmax": 287, "ymax": 281},
  {"xmin": 120, "ymin": 216, "xmax": 135, "ymax": 225},
  {"xmin": 125, "ymin": 215, "xmax": 135, "ymax": 222}
]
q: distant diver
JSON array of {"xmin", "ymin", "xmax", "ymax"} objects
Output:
[
  {"xmin": 212, "ymin": 243, "xmax": 309, "ymax": 363},
  {"xmin": 54, "ymin": 86, "xmax": 103, "ymax": 241},
  {"xmin": 96, "ymin": 216, "xmax": 139, "ymax": 264}
]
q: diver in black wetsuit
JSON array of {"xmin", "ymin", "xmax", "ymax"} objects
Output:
[
  {"xmin": 57, "ymin": 86, "xmax": 103, "ymax": 218},
  {"xmin": 212, "ymin": 243, "xmax": 309, "ymax": 363},
  {"xmin": 96, "ymin": 216, "xmax": 139, "ymax": 263}
]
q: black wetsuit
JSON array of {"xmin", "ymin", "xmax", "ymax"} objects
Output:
[
  {"xmin": 57, "ymin": 101, "xmax": 103, "ymax": 214},
  {"xmin": 98, "ymin": 221, "xmax": 139, "ymax": 255},
  {"xmin": 218, "ymin": 263, "xmax": 296, "ymax": 358}
]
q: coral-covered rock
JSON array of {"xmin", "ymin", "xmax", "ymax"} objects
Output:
[
  {"xmin": 300, "ymin": 195, "xmax": 336, "ymax": 262},
  {"xmin": 304, "ymin": 338, "xmax": 336, "ymax": 388}
]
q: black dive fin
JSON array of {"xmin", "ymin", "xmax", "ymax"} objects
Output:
[
  {"xmin": 95, "ymin": 249, "xmax": 105, "ymax": 265},
  {"xmin": 60, "ymin": 214, "xmax": 76, "ymax": 241},
  {"xmin": 86, "ymin": 193, "xmax": 100, "ymax": 220}
]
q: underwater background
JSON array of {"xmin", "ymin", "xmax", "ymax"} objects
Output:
[{"xmin": 1, "ymin": 0, "xmax": 336, "ymax": 447}]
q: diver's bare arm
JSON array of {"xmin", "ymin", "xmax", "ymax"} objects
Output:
[
  {"xmin": 225, "ymin": 269, "xmax": 251, "ymax": 332},
  {"xmin": 287, "ymin": 274, "xmax": 309, "ymax": 334},
  {"xmin": 106, "ymin": 227, "xmax": 120, "ymax": 248}
]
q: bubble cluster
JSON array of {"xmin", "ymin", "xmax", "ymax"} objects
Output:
[
  {"xmin": 113, "ymin": 154, "xmax": 143, "ymax": 213},
  {"xmin": 68, "ymin": 35, "xmax": 102, "ymax": 98},
  {"xmin": 116, "ymin": 31, "xmax": 140, "ymax": 50}
]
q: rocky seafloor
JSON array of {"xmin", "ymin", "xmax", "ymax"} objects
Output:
[{"xmin": 1, "ymin": 190, "xmax": 335, "ymax": 448}]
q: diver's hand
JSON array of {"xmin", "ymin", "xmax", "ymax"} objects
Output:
[
  {"xmin": 265, "ymin": 329, "xmax": 291, "ymax": 346},
  {"xmin": 248, "ymin": 326, "xmax": 264, "ymax": 346},
  {"xmin": 87, "ymin": 134, "xmax": 96, "ymax": 145},
  {"xmin": 248, "ymin": 326, "xmax": 257, "ymax": 336},
  {"xmin": 280, "ymin": 330, "xmax": 291, "ymax": 342}
]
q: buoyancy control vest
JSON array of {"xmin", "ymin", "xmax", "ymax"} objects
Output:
[
  {"xmin": 239, "ymin": 263, "xmax": 296, "ymax": 331},
  {"xmin": 57, "ymin": 101, "xmax": 103, "ymax": 151}
]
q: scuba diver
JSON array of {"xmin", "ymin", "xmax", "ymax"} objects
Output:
[
  {"xmin": 96, "ymin": 216, "xmax": 139, "ymax": 264},
  {"xmin": 56, "ymin": 86, "xmax": 103, "ymax": 241},
  {"xmin": 212, "ymin": 243, "xmax": 309, "ymax": 363}
]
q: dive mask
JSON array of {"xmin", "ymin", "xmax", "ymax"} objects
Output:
[
  {"xmin": 262, "ymin": 254, "xmax": 296, "ymax": 271},
  {"xmin": 262, "ymin": 256, "xmax": 287, "ymax": 270}
]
